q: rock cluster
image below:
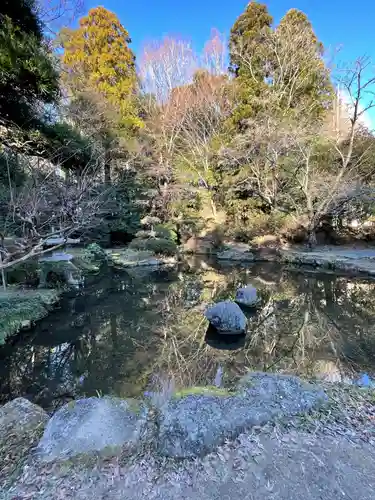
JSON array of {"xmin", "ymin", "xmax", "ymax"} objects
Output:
[{"xmin": 0, "ymin": 373, "xmax": 327, "ymax": 464}]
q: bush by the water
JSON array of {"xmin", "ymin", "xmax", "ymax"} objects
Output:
[
  {"xmin": 154, "ymin": 224, "xmax": 178, "ymax": 242},
  {"xmin": 129, "ymin": 237, "xmax": 177, "ymax": 256},
  {"xmin": 135, "ymin": 224, "xmax": 178, "ymax": 242},
  {"xmin": 5, "ymin": 259, "xmax": 39, "ymax": 286},
  {"xmin": 81, "ymin": 244, "xmax": 107, "ymax": 265}
]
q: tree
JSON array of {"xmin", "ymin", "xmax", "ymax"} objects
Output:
[
  {"xmin": 202, "ymin": 28, "xmax": 227, "ymax": 76},
  {"xmin": 61, "ymin": 7, "xmax": 143, "ymax": 184},
  {"xmin": 275, "ymin": 9, "xmax": 333, "ymax": 118},
  {"xmin": 228, "ymin": 1, "xmax": 273, "ymax": 129},
  {"xmin": 0, "ymin": 147, "xmax": 105, "ymax": 287},
  {"xmin": 61, "ymin": 7, "xmax": 141, "ymax": 133},
  {"xmin": 139, "ymin": 36, "xmax": 231, "ymax": 219},
  {"xmin": 0, "ymin": 0, "xmax": 59, "ymax": 128},
  {"xmin": 139, "ymin": 37, "xmax": 198, "ymax": 213},
  {"xmin": 37, "ymin": 0, "xmax": 85, "ymax": 35}
]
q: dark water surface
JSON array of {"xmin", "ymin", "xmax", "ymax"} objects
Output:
[{"xmin": 1, "ymin": 258, "xmax": 375, "ymax": 411}]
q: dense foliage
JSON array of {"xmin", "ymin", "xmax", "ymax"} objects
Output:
[
  {"xmin": 1, "ymin": 0, "xmax": 375, "ymax": 285},
  {"xmin": 0, "ymin": 0, "xmax": 59, "ymax": 128}
]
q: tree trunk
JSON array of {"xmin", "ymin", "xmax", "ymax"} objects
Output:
[
  {"xmin": 0, "ymin": 243, "xmax": 6, "ymax": 290},
  {"xmin": 104, "ymin": 149, "xmax": 111, "ymax": 185},
  {"xmin": 307, "ymin": 227, "xmax": 317, "ymax": 249},
  {"xmin": 210, "ymin": 196, "xmax": 217, "ymax": 218}
]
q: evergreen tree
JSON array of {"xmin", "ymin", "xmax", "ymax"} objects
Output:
[
  {"xmin": 275, "ymin": 9, "xmax": 333, "ymax": 117},
  {"xmin": 0, "ymin": 0, "xmax": 59, "ymax": 127},
  {"xmin": 228, "ymin": 1, "xmax": 273, "ymax": 129},
  {"xmin": 61, "ymin": 6, "xmax": 142, "ymax": 132}
]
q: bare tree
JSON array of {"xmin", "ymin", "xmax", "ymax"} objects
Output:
[
  {"xmin": 139, "ymin": 35, "xmax": 231, "ymax": 218},
  {"xmin": 201, "ymin": 28, "xmax": 228, "ymax": 76},
  {"xmin": 140, "ymin": 36, "xmax": 197, "ymax": 104},
  {"xmin": 0, "ymin": 150, "xmax": 106, "ymax": 283},
  {"xmin": 37, "ymin": 0, "xmax": 85, "ymax": 34}
]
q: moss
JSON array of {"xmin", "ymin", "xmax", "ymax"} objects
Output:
[
  {"xmin": 154, "ymin": 224, "xmax": 178, "ymax": 242},
  {"xmin": 0, "ymin": 289, "xmax": 60, "ymax": 343},
  {"xmin": 128, "ymin": 237, "xmax": 177, "ymax": 256},
  {"xmin": 173, "ymin": 386, "xmax": 232, "ymax": 399},
  {"xmin": 81, "ymin": 243, "xmax": 107, "ymax": 266}
]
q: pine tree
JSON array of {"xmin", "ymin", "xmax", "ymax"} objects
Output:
[
  {"xmin": 0, "ymin": 0, "xmax": 59, "ymax": 127},
  {"xmin": 228, "ymin": 1, "xmax": 273, "ymax": 129},
  {"xmin": 275, "ymin": 9, "xmax": 333, "ymax": 117}
]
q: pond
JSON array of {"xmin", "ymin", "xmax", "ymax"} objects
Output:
[{"xmin": 1, "ymin": 257, "xmax": 375, "ymax": 411}]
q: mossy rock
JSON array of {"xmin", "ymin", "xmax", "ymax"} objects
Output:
[{"xmin": 128, "ymin": 237, "xmax": 177, "ymax": 256}]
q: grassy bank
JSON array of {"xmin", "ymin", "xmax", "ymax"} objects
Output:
[{"xmin": 0, "ymin": 289, "xmax": 60, "ymax": 344}]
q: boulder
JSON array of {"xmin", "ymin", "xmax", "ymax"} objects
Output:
[
  {"xmin": 36, "ymin": 397, "xmax": 149, "ymax": 462},
  {"xmin": 217, "ymin": 243, "xmax": 254, "ymax": 261},
  {"xmin": 0, "ymin": 398, "xmax": 49, "ymax": 482},
  {"xmin": 205, "ymin": 300, "xmax": 247, "ymax": 334},
  {"xmin": 0, "ymin": 397, "xmax": 48, "ymax": 438},
  {"xmin": 158, "ymin": 373, "xmax": 326, "ymax": 458},
  {"xmin": 235, "ymin": 285, "xmax": 258, "ymax": 307}
]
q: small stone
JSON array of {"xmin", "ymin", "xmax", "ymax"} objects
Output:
[
  {"xmin": 205, "ymin": 300, "xmax": 247, "ymax": 334},
  {"xmin": 235, "ymin": 285, "xmax": 258, "ymax": 307}
]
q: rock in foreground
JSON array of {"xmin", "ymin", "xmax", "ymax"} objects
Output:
[
  {"xmin": 205, "ymin": 300, "xmax": 247, "ymax": 334},
  {"xmin": 0, "ymin": 398, "xmax": 49, "ymax": 483},
  {"xmin": 158, "ymin": 373, "xmax": 326, "ymax": 458},
  {"xmin": 235, "ymin": 285, "xmax": 258, "ymax": 307},
  {"xmin": 36, "ymin": 397, "xmax": 148, "ymax": 462}
]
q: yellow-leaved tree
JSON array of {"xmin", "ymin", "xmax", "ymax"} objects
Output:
[{"xmin": 61, "ymin": 6, "xmax": 143, "ymax": 182}]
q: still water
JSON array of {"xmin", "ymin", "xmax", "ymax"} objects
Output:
[{"xmin": 1, "ymin": 258, "xmax": 375, "ymax": 411}]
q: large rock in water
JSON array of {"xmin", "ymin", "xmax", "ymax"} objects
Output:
[
  {"xmin": 158, "ymin": 373, "xmax": 327, "ymax": 458},
  {"xmin": 0, "ymin": 398, "xmax": 49, "ymax": 483},
  {"xmin": 235, "ymin": 285, "xmax": 258, "ymax": 307},
  {"xmin": 36, "ymin": 397, "xmax": 149, "ymax": 462},
  {"xmin": 205, "ymin": 300, "xmax": 247, "ymax": 334}
]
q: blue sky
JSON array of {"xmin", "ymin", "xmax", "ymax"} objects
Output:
[{"xmin": 85, "ymin": 0, "xmax": 374, "ymax": 64}]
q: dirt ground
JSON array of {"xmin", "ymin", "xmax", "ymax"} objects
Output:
[{"xmin": 3, "ymin": 427, "xmax": 374, "ymax": 500}]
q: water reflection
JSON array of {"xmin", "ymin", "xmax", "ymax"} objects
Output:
[
  {"xmin": 205, "ymin": 326, "xmax": 246, "ymax": 351},
  {"xmin": 1, "ymin": 259, "xmax": 375, "ymax": 411}
]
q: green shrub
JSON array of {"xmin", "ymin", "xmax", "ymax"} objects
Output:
[
  {"xmin": 154, "ymin": 224, "xmax": 178, "ymax": 242},
  {"xmin": 128, "ymin": 237, "xmax": 177, "ymax": 256},
  {"xmin": 6, "ymin": 259, "xmax": 39, "ymax": 285},
  {"xmin": 82, "ymin": 243, "xmax": 107, "ymax": 265},
  {"xmin": 225, "ymin": 211, "xmax": 288, "ymax": 242}
]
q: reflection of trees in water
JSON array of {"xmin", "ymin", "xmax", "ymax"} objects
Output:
[
  {"xmin": 0, "ymin": 269, "xmax": 176, "ymax": 409},
  {"xmin": 153, "ymin": 264, "xmax": 375, "ymax": 389},
  {"xmin": 1, "ymin": 262, "xmax": 375, "ymax": 409}
]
